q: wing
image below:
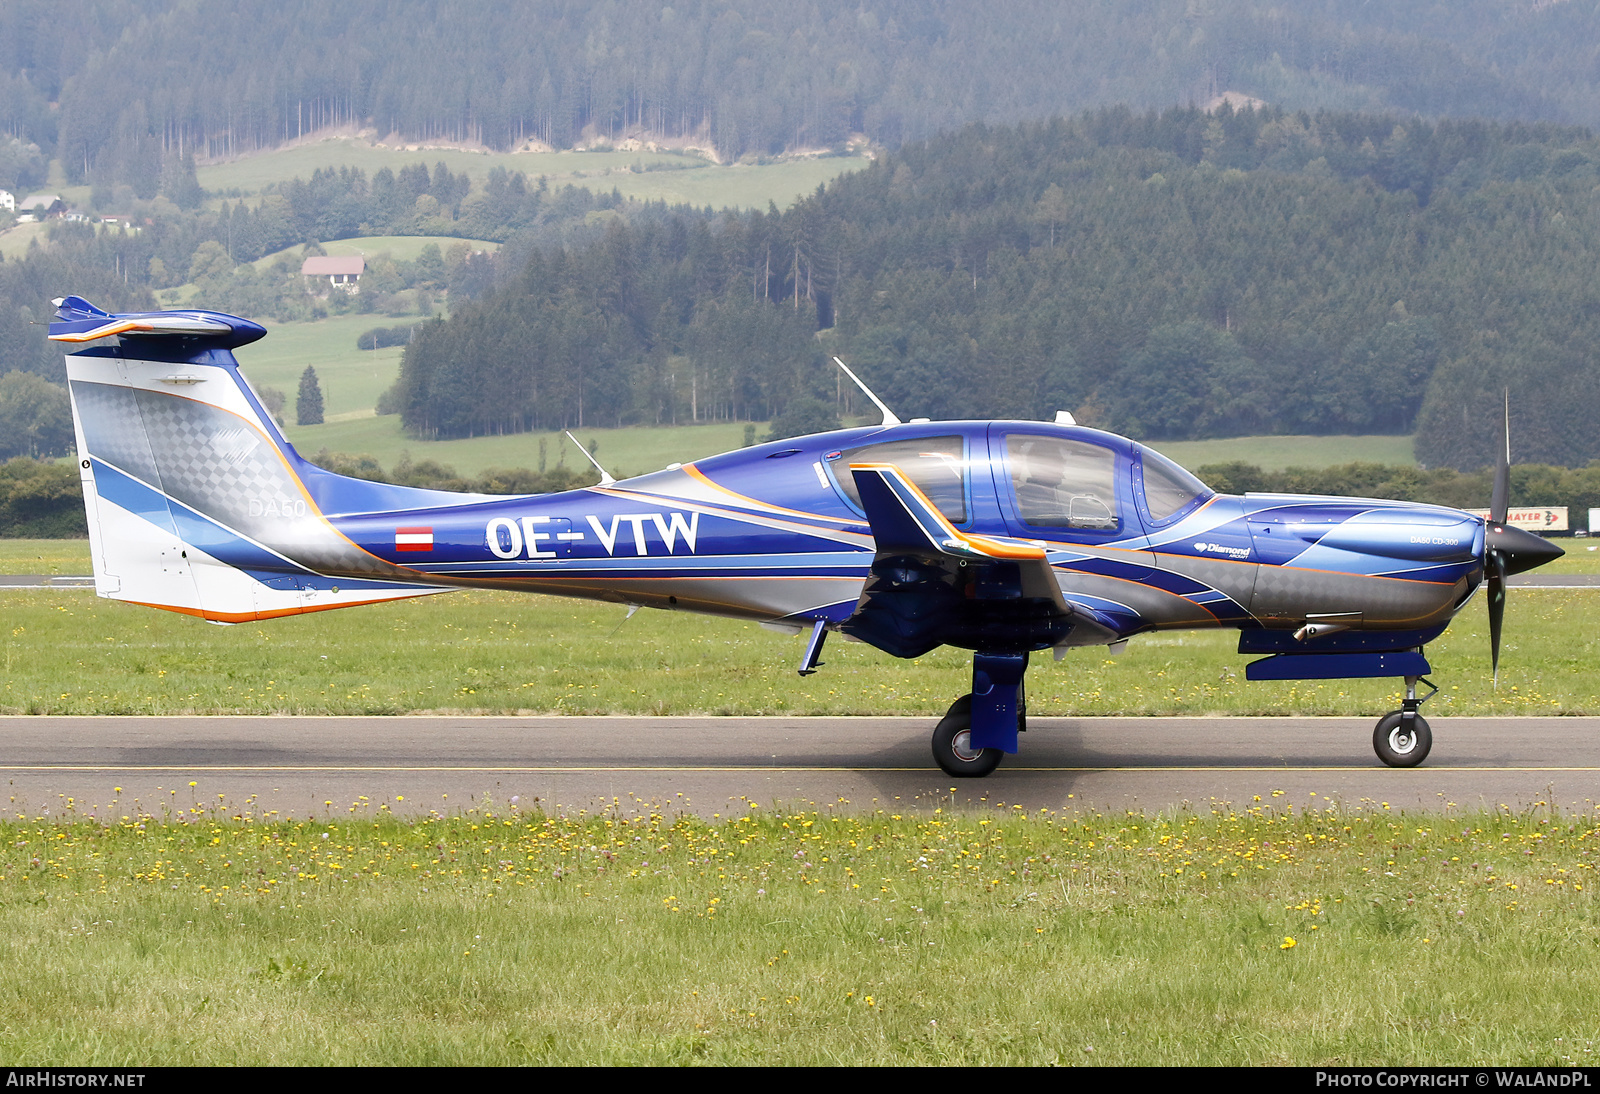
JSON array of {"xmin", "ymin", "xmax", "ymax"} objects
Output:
[{"xmin": 841, "ymin": 463, "xmax": 1121, "ymax": 658}]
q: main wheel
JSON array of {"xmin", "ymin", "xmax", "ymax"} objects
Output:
[
  {"xmin": 931, "ymin": 694, "xmax": 1004, "ymax": 778},
  {"xmin": 1373, "ymin": 711, "xmax": 1432, "ymax": 768}
]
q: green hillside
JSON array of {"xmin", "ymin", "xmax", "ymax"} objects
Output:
[{"xmin": 196, "ymin": 141, "xmax": 867, "ymax": 214}]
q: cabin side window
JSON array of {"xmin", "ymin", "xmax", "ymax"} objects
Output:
[
  {"xmin": 1004, "ymin": 434, "xmax": 1120, "ymax": 532},
  {"xmin": 833, "ymin": 436, "xmax": 968, "ymax": 524}
]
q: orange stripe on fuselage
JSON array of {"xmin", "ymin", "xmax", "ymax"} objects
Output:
[
  {"xmin": 680, "ymin": 463, "xmax": 870, "ymax": 527},
  {"xmin": 123, "ymin": 592, "xmax": 436, "ymax": 624}
]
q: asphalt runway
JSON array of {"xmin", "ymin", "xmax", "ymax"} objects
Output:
[{"xmin": 1, "ymin": 715, "xmax": 1597, "ymax": 820}]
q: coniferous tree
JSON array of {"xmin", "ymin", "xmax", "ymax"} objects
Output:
[{"xmin": 296, "ymin": 366, "xmax": 324, "ymax": 426}]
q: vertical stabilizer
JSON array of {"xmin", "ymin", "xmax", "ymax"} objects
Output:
[{"xmin": 56, "ymin": 300, "xmax": 446, "ymax": 622}]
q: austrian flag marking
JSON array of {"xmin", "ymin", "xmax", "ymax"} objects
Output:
[{"xmin": 395, "ymin": 526, "xmax": 434, "ymax": 552}]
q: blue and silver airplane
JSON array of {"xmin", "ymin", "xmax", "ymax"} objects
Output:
[{"xmin": 52, "ymin": 296, "xmax": 1562, "ymax": 777}]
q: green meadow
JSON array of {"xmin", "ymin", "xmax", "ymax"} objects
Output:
[
  {"xmin": 0, "ymin": 218, "xmax": 53, "ymax": 261},
  {"xmin": 0, "ymin": 800, "xmax": 1594, "ymax": 1064},
  {"xmin": 194, "ymin": 138, "xmax": 869, "ymax": 212},
  {"xmin": 0, "ymin": 583, "xmax": 1592, "ymax": 718},
  {"xmin": 0, "ymin": 540, "xmax": 90, "ymax": 575},
  {"xmin": 1156, "ymin": 433, "xmax": 1417, "ymax": 471},
  {"xmin": 234, "ymin": 313, "xmax": 413, "ymax": 420}
]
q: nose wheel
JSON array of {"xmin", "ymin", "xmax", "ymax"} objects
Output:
[{"xmin": 1373, "ymin": 675, "xmax": 1436, "ymax": 768}]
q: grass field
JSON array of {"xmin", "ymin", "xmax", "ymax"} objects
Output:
[
  {"xmin": 1157, "ymin": 433, "xmax": 1416, "ymax": 470},
  {"xmin": 0, "ymin": 800, "xmax": 1595, "ymax": 1064},
  {"xmin": 0, "ymin": 218, "xmax": 53, "ymax": 261},
  {"xmin": 0, "ymin": 583, "xmax": 1592, "ymax": 717},
  {"xmin": 578, "ymin": 156, "xmax": 871, "ymax": 211},
  {"xmin": 234, "ymin": 313, "xmax": 415, "ymax": 419},
  {"xmin": 0, "ymin": 540, "xmax": 90, "ymax": 574},
  {"xmin": 194, "ymin": 138, "xmax": 870, "ymax": 212}
]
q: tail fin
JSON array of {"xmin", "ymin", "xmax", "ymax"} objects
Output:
[{"xmin": 56, "ymin": 298, "xmax": 448, "ymax": 623}]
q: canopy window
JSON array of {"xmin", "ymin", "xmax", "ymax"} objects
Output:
[
  {"xmin": 835, "ymin": 436, "xmax": 968, "ymax": 524},
  {"xmin": 1005, "ymin": 434, "xmax": 1119, "ymax": 532}
]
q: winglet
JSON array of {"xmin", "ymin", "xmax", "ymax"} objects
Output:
[
  {"xmin": 565, "ymin": 431, "xmax": 616, "ymax": 486},
  {"xmin": 833, "ymin": 357, "xmax": 901, "ymax": 427}
]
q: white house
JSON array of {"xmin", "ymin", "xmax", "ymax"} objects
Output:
[
  {"xmin": 0, "ymin": 190, "xmax": 13, "ymax": 213},
  {"xmin": 301, "ymin": 254, "xmax": 365, "ymax": 292},
  {"xmin": 16, "ymin": 194, "xmax": 63, "ymax": 222}
]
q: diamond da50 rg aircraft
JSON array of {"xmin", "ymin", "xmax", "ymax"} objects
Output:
[{"xmin": 51, "ymin": 296, "xmax": 1563, "ymax": 777}]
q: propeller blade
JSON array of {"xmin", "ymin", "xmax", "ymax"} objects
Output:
[
  {"xmin": 1487, "ymin": 548, "xmax": 1506, "ymax": 686},
  {"xmin": 1491, "ymin": 390, "xmax": 1510, "ymax": 525},
  {"xmin": 1477, "ymin": 390, "xmax": 1563, "ymax": 684}
]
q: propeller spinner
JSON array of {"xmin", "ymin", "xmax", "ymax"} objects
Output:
[{"xmin": 1483, "ymin": 393, "xmax": 1564, "ymax": 680}]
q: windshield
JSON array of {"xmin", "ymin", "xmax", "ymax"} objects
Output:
[{"xmin": 1138, "ymin": 447, "xmax": 1212, "ymax": 524}]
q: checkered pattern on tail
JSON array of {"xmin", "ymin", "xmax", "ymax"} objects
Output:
[{"xmin": 75, "ymin": 378, "xmax": 407, "ymax": 578}]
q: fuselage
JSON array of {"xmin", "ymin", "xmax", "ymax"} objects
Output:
[{"xmin": 321, "ymin": 420, "xmax": 1485, "ymax": 653}]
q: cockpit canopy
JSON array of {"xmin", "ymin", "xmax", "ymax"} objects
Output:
[{"xmin": 815, "ymin": 421, "xmax": 1213, "ymax": 541}]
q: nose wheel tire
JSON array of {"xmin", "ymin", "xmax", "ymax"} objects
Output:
[
  {"xmin": 931, "ymin": 695, "xmax": 1004, "ymax": 778},
  {"xmin": 1373, "ymin": 711, "xmax": 1432, "ymax": 768}
]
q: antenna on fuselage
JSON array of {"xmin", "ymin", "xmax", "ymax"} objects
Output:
[
  {"xmin": 833, "ymin": 356, "xmax": 902, "ymax": 427},
  {"xmin": 565, "ymin": 430, "xmax": 616, "ymax": 487}
]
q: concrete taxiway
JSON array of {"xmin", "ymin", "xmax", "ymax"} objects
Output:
[{"xmin": 0, "ymin": 715, "xmax": 1596, "ymax": 819}]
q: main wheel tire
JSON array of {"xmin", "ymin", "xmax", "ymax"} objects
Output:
[
  {"xmin": 932, "ymin": 694, "xmax": 1004, "ymax": 778},
  {"xmin": 1373, "ymin": 711, "xmax": 1432, "ymax": 768}
]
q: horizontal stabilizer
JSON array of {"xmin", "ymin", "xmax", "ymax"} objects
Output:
[{"xmin": 50, "ymin": 297, "xmax": 266, "ymax": 349}]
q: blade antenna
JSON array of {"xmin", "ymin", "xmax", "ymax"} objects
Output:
[
  {"xmin": 1490, "ymin": 389, "xmax": 1511, "ymax": 525},
  {"xmin": 565, "ymin": 431, "xmax": 615, "ymax": 487},
  {"xmin": 833, "ymin": 357, "xmax": 902, "ymax": 427},
  {"xmin": 607, "ymin": 603, "xmax": 641, "ymax": 639},
  {"xmin": 1504, "ymin": 388, "xmax": 1512, "ymax": 469}
]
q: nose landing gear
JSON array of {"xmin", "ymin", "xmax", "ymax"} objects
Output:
[{"xmin": 1373, "ymin": 675, "xmax": 1437, "ymax": 767}]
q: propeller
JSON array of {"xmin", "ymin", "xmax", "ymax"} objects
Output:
[{"xmin": 1483, "ymin": 391, "xmax": 1564, "ymax": 682}]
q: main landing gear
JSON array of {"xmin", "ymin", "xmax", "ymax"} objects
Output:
[
  {"xmin": 1373, "ymin": 675, "xmax": 1437, "ymax": 768},
  {"xmin": 931, "ymin": 651, "xmax": 1028, "ymax": 778}
]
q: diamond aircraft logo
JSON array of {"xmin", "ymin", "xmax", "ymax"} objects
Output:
[{"xmin": 1193, "ymin": 540, "xmax": 1252, "ymax": 559}]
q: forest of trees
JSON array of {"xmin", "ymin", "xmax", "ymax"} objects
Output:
[
  {"xmin": 8, "ymin": 2, "xmax": 1600, "ymax": 193},
  {"xmin": 392, "ymin": 106, "xmax": 1600, "ymax": 471},
  {"xmin": 13, "ymin": 104, "xmax": 1600, "ymax": 472}
]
